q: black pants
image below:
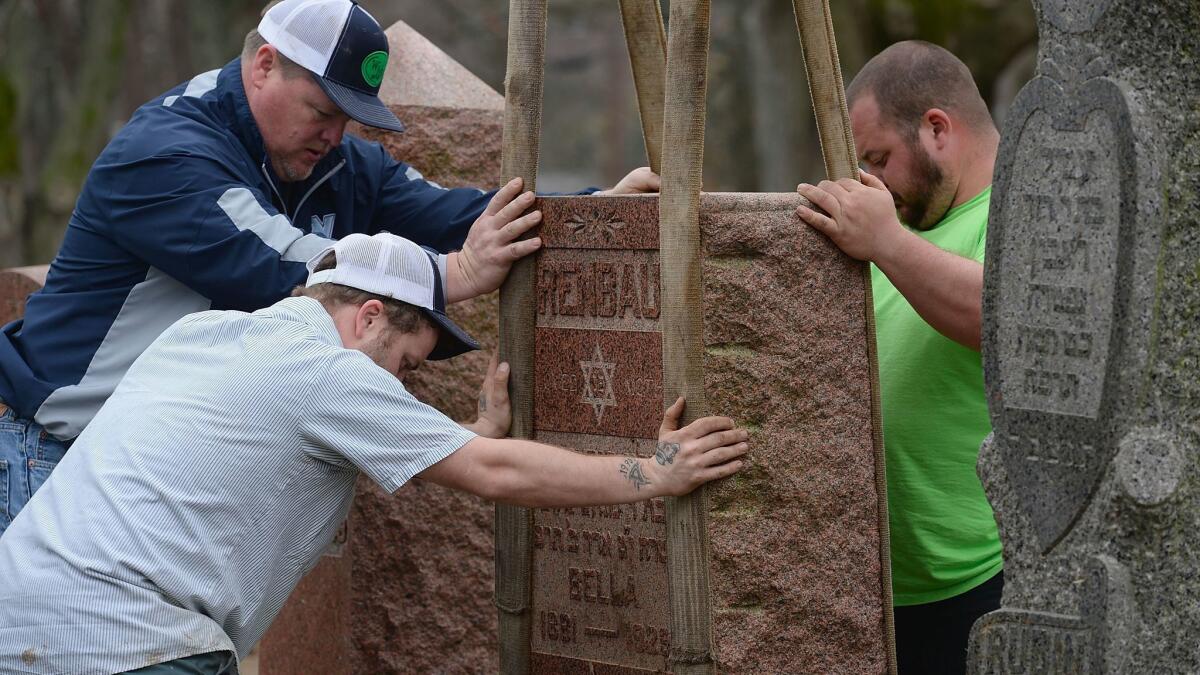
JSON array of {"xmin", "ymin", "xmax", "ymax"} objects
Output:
[{"xmin": 894, "ymin": 571, "xmax": 1004, "ymax": 675}]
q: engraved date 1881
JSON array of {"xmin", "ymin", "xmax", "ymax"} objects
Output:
[
  {"xmin": 620, "ymin": 458, "xmax": 651, "ymax": 491},
  {"xmin": 654, "ymin": 441, "xmax": 680, "ymax": 466}
]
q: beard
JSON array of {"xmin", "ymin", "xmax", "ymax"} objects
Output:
[
  {"xmin": 896, "ymin": 142, "xmax": 953, "ymax": 230},
  {"xmin": 360, "ymin": 331, "xmax": 395, "ymax": 371},
  {"xmin": 269, "ymin": 152, "xmax": 317, "ymax": 183}
]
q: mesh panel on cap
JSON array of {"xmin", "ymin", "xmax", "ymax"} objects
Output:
[
  {"xmin": 344, "ymin": 234, "xmax": 432, "ymax": 288},
  {"xmin": 328, "ymin": 234, "xmax": 435, "ymax": 307},
  {"xmin": 266, "ymin": 0, "xmax": 346, "ymax": 66}
]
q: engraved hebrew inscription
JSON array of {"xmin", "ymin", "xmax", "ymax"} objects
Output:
[
  {"xmin": 530, "ymin": 431, "xmax": 671, "ymax": 671},
  {"xmin": 997, "ymin": 109, "xmax": 1119, "ymax": 419},
  {"xmin": 972, "ymin": 618, "xmax": 1095, "ymax": 674}
]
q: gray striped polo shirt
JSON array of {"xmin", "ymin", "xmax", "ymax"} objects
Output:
[{"xmin": 0, "ymin": 296, "xmax": 475, "ymax": 674}]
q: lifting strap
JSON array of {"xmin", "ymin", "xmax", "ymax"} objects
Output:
[
  {"xmin": 618, "ymin": 0, "xmax": 669, "ymax": 174},
  {"xmin": 495, "ymin": 1, "xmax": 547, "ymax": 673},
  {"xmin": 657, "ymin": 0, "xmax": 716, "ymax": 672}
]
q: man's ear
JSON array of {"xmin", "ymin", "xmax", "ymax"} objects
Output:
[
  {"xmin": 354, "ymin": 299, "xmax": 386, "ymax": 339},
  {"xmin": 924, "ymin": 108, "xmax": 953, "ymax": 150},
  {"xmin": 249, "ymin": 45, "xmax": 277, "ymax": 89}
]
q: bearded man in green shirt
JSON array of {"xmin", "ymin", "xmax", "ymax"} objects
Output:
[{"xmin": 796, "ymin": 41, "xmax": 1002, "ymax": 675}]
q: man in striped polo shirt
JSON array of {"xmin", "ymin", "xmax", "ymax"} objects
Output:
[{"xmin": 0, "ymin": 230, "xmax": 748, "ymax": 674}]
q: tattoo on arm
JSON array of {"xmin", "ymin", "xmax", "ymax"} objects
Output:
[
  {"xmin": 619, "ymin": 458, "xmax": 651, "ymax": 491},
  {"xmin": 654, "ymin": 441, "xmax": 680, "ymax": 466},
  {"xmin": 478, "ymin": 391, "xmax": 487, "ymax": 412}
]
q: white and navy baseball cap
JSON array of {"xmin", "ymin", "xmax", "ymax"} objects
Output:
[
  {"xmin": 305, "ymin": 233, "xmax": 479, "ymax": 360},
  {"xmin": 258, "ymin": 0, "xmax": 405, "ymax": 132}
]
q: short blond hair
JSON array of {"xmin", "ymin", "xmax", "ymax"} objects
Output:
[{"xmin": 241, "ymin": 1, "xmax": 306, "ymax": 78}]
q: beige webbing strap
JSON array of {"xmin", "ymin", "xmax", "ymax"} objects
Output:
[
  {"xmin": 496, "ymin": 1, "xmax": 548, "ymax": 673},
  {"xmin": 617, "ymin": 0, "xmax": 668, "ymax": 174},
  {"xmin": 658, "ymin": 1, "xmax": 715, "ymax": 673},
  {"xmin": 793, "ymin": 2, "xmax": 897, "ymax": 672},
  {"xmin": 792, "ymin": 0, "xmax": 857, "ymax": 181}
]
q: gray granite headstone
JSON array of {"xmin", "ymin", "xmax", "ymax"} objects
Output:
[{"xmin": 972, "ymin": 0, "xmax": 1199, "ymax": 672}]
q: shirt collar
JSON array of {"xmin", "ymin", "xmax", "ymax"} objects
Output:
[
  {"xmin": 215, "ymin": 59, "xmax": 266, "ymax": 163},
  {"xmin": 938, "ymin": 185, "xmax": 992, "ymax": 225},
  {"xmin": 257, "ymin": 297, "xmax": 344, "ymax": 347}
]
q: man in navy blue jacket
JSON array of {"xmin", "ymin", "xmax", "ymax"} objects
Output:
[{"xmin": 0, "ymin": 0, "xmax": 658, "ymax": 536}]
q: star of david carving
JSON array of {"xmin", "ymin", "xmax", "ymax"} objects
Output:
[{"xmin": 580, "ymin": 343, "xmax": 617, "ymax": 424}]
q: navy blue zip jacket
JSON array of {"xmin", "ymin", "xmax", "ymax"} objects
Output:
[{"xmin": 0, "ymin": 59, "xmax": 499, "ymax": 440}]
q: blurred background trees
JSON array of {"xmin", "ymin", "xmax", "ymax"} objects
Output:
[{"xmin": 0, "ymin": 0, "xmax": 1036, "ymax": 266}]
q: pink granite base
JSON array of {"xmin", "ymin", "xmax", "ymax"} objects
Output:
[{"xmin": 700, "ymin": 193, "xmax": 886, "ymax": 673}]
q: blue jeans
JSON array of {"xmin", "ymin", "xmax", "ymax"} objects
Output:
[
  {"xmin": 0, "ymin": 405, "xmax": 71, "ymax": 535},
  {"xmin": 123, "ymin": 651, "xmax": 236, "ymax": 674}
]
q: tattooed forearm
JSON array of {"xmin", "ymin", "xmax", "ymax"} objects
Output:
[
  {"xmin": 619, "ymin": 458, "xmax": 651, "ymax": 491},
  {"xmin": 654, "ymin": 441, "xmax": 680, "ymax": 466},
  {"xmin": 478, "ymin": 391, "xmax": 487, "ymax": 412}
]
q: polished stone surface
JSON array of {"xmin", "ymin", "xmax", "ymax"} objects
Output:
[
  {"xmin": 534, "ymin": 328, "xmax": 663, "ymax": 439},
  {"xmin": 531, "ymin": 432, "xmax": 669, "ymax": 673}
]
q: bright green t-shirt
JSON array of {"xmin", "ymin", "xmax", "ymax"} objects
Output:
[{"xmin": 872, "ymin": 187, "xmax": 1002, "ymax": 606}]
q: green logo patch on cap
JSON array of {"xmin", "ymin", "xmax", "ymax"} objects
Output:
[{"xmin": 361, "ymin": 51, "xmax": 388, "ymax": 88}]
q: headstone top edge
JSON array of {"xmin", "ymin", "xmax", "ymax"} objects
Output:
[{"xmin": 381, "ymin": 20, "xmax": 503, "ymax": 111}]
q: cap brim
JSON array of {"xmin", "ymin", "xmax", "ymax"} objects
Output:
[
  {"xmin": 312, "ymin": 74, "xmax": 405, "ymax": 133},
  {"xmin": 422, "ymin": 308, "xmax": 480, "ymax": 361}
]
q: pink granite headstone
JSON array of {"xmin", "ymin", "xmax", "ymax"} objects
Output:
[{"xmin": 522, "ymin": 193, "xmax": 890, "ymax": 673}]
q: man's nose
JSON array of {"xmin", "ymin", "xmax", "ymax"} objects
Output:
[{"xmin": 322, "ymin": 119, "xmax": 347, "ymax": 147}]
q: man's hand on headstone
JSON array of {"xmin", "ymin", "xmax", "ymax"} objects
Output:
[
  {"xmin": 450, "ymin": 177, "xmax": 543, "ymax": 302},
  {"xmin": 468, "ymin": 351, "xmax": 511, "ymax": 439},
  {"xmin": 795, "ymin": 171, "xmax": 902, "ymax": 262},
  {"xmin": 646, "ymin": 397, "xmax": 749, "ymax": 497},
  {"xmin": 596, "ymin": 167, "xmax": 661, "ymax": 195}
]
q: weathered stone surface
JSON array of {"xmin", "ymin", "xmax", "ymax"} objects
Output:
[
  {"xmin": 700, "ymin": 193, "xmax": 886, "ymax": 674},
  {"xmin": 376, "ymin": 20, "xmax": 504, "ymax": 112},
  {"xmin": 346, "ymin": 293, "xmax": 501, "ymax": 675},
  {"xmin": 257, "ymin": 536, "xmax": 354, "ymax": 673},
  {"xmin": 349, "ymin": 20, "xmax": 503, "ymax": 192},
  {"xmin": 351, "ymin": 105, "xmax": 503, "ymax": 191},
  {"xmin": 0, "ymin": 266, "xmax": 47, "ymax": 325},
  {"xmin": 970, "ymin": 0, "xmax": 1200, "ymax": 672},
  {"xmin": 524, "ymin": 193, "xmax": 889, "ymax": 673}
]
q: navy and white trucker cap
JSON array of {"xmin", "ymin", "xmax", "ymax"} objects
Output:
[
  {"xmin": 258, "ymin": 0, "xmax": 405, "ymax": 132},
  {"xmin": 305, "ymin": 233, "xmax": 480, "ymax": 361}
]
